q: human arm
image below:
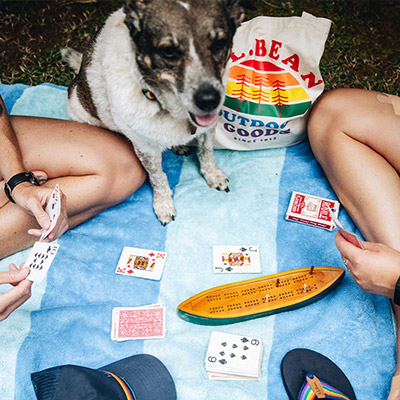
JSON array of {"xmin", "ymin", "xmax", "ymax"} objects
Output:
[
  {"xmin": 335, "ymin": 231, "xmax": 400, "ymax": 299},
  {"xmin": 0, "ymin": 263, "xmax": 32, "ymax": 321},
  {"xmin": 0, "ymin": 94, "xmax": 68, "ymax": 240}
]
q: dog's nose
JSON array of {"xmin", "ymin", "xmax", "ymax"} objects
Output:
[{"xmin": 194, "ymin": 85, "xmax": 221, "ymax": 112}]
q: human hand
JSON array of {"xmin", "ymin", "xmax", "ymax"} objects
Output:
[
  {"xmin": 335, "ymin": 231, "xmax": 400, "ymax": 299},
  {"xmin": 12, "ymin": 183, "xmax": 69, "ymax": 242},
  {"xmin": 0, "ymin": 263, "xmax": 32, "ymax": 321}
]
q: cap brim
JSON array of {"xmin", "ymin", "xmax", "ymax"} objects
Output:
[
  {"xmin": 101, "ymin": 354, "xmax": 177, "ymax": 400},
  {"xmin": 281, "ymin": 348, "xmax": 356, "ymax": 400}
]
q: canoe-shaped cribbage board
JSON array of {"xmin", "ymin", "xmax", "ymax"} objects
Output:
[{"xmin": 177, "ymin": 266, "xmax": 345, "ymax": 325}]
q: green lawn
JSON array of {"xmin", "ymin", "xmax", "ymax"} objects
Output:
[{"xmin": 0, "ymin": 0, "xmax": 399, "ymax": 94}]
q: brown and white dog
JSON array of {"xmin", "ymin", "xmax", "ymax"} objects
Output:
[{"xmin": 62, "ymin": 0, "xmax": 244, "ymax": 224}]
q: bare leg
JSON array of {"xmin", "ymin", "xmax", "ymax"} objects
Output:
[
  {"xmin": 0, "ymin": 116, "xmax": 146, "ymax": 259},
  {"xmin": 308, "ymin": 88, "xmax": 400, "ymax": 397}
]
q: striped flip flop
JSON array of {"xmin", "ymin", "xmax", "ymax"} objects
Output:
[{"xmin": 281, "ymin": 348, "xmax": 356, "ymax": 400}]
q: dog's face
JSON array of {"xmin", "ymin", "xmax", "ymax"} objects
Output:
[{"xmin": 124, "ymin": 0, "xmax": 244, "ymax": 129}]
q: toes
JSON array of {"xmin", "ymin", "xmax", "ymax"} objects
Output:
[
  {"xmin": 153, "ymin": 193, "xmax": 176, "ymax": 225},
  {"xmin": 202, "ymin": 168, "xmax": 229, "ymax": 192}
]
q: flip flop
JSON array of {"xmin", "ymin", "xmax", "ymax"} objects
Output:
[{"xmin": 281, "ymin": 348, "xmax": 356, "ymax": 400}]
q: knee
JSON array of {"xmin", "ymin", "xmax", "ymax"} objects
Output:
[
  {"xmin": 100, "ymin": 148, "xmax": 147, "ymax": 207},
  {"xmin": 307, "ymin": 88, "xmax": 352, "ymax": 156}
]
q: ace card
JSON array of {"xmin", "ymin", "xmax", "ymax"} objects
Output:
[
  {"xmin": 26, "ymin": 241, "xmax": 60, "ymax": 282},
  {"xmin": 115, "ymin": 247, "xmax": 167, "ymax": 280},
  {"xmin": 212, "ymin": 245, "xmax": 260, "ymax": 273}
]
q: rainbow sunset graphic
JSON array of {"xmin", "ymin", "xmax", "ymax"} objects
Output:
[{"xmin": 225, "ymin": 59, "xmax": 311, "ymax": 118}]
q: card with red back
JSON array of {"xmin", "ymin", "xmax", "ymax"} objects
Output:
[
  {"xmin": 329, "ymin": 209, "xmax": 364, "ymax": 249},
  {"xmin": 111, "ymin": 304, "xmax": 165, "ymax": 341}
]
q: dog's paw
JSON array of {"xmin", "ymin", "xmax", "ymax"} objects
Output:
[
  {"xmin": 202, "ymin": 168, "xmax": 230, "ymax": 192},
  {"xmin": 153, "ymin": 192, "xmax": 176, "ymax": 225},
  {"xmin": 171, "ymin": 145, "xmax": 191, "ymax": 156}
]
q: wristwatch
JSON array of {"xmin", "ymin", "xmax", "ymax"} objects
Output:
[
  {"xmin": 394, "ymin": 276, "xmax": 400, "ymax": 306},
  {"xmin": 4, "ymin": 172, "xmax": 40, "ymax": 203}
]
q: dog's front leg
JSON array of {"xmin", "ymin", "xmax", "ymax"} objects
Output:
[
  {"xmin": 197, "ymin": 132, "xmax": 229, "ymax": 192},
  {"xmin": 135, "ymin": 148, "xmax": 176, "ymax": 225}
]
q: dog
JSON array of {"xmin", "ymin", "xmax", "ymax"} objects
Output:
[{"xmin": 62, "ymin": 0, "xmax": 244, "ymax": 225}]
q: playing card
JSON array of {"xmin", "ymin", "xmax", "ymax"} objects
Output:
[
  {"xmin": 329, "ymin": 209, "xmax": 364, "ymax": 249},
  {"xmin": 26, "ymin": 241, "xmax": 60, "ymax": 282},
  {"xmin": 115, "ymin": 247, "xmax": 167, "ymax": 280},
  {"xmin": 212, "ymin": 246, "xmax": 260, "ymax": 273},
  {"xmin": 111, "ymin": 304, "xmax": 165, "ymax": 341},
  {"xmin": 207, "ymin": 372, "xmax": 260, "ymax": 381},
  {"xmin": 40, "ymin": 184, "xmax": 61, "ymax": 241},
  {"xmin": 205, "ymin": 331, "xmax": 263, "ymax": 379}
]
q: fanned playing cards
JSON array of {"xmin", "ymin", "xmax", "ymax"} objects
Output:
[
  {"xmin": 115, "ymin": 247, "xmax": 167, "ymax": 280},
  {"xmin": 111, "ymin": 304, "xmax": 166, "ymax": 341},
  {"xmin": 26, "ymin": 185, "xmax": 61, "ymax": 282},
  {"xmin": 26, "ymin": 241, "xmax": 60, "ymax": 282},
  {"xmin": 40, "ymin": 184, "xmax": 61, "ymax": 241},
  {"xmin": 205, "ymin": 331, "xmax": 263, "ymax": 380}
]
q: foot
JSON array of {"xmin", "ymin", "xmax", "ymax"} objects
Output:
[
  {"xmin": 0, "ymin": 170, "xmax": 48, "ymax": 207},
  {"xmin": 388, "ymin": 375, "xmax": 400, "ymax": 400},
  {"xmin": 153, "ymin": 190, "xmax": 176, "ymax": 225},
  {"xmin": 201, "ymin": 166, "xmax": 230, "ymax": 192}
]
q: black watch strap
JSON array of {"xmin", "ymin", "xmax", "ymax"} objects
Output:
[
  {"xmin": 394, "ymin": 276, "xmax": 400, "ymax": 306},
  {"xmin": 4, "ymin": 172, "xmax": 40, "ymax": 203}
]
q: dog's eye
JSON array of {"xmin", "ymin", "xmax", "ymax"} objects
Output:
[
  {"xmin": 211, "ymin": 38, "xmax": 228, "ymax": 52},
  {"xmin": 159, "ymin": 46, "xmax": 182, "ymax": 60}
]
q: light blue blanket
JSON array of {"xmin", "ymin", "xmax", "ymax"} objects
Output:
[{"xmin": 0, "ymin": 83, "xmax": 395, "ymax": 399}]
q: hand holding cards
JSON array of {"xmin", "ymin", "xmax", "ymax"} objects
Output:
[
  {"xmin": 329, "ymin": 209, "xmax": 364, "ymax": 249},
  {"xmin": 24, "ymin": 185, "xmax": 61, "ymax": 282}
]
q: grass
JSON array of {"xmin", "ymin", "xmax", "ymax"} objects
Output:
[{"xmin": 0, "ymin": 0, "xmax": 399, "ymax": 94}]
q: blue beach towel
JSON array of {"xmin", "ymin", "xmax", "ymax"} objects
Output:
[{"xmin": 0, "ymin": 83, "xmax": 395, "ymax": 399}]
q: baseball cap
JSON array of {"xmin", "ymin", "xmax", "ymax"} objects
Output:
[{"xmin": 31, "ymin": 354, "xmax": 177, "ymax": 400}]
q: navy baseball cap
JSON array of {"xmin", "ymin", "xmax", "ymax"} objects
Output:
[{"xmin": 31, "ymin": 354, "xmax": 177, "ymax": 400}]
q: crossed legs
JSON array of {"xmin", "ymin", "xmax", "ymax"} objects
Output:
[
  {"xmin": 0, "ymin": 116, "xmax": 146, "ymax": 259},
  {"xmin": 308, "ymin": 88, "xmax": 400, "ymax": 398}
]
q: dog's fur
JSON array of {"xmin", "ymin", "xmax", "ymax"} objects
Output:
[{"xmin": 62, "ymin": 0, "xmax": 244, "ymax": 224}]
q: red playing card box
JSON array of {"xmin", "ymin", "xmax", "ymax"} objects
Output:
[{"xmin": 285, "ymin": 191, "xmax": 339, "ymax": 231}]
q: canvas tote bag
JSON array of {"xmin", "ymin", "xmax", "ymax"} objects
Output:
[{"xmin": 215, "ymin": 12, "xmax": 332, "ymax": 150}]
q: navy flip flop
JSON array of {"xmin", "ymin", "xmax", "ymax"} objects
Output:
[{"xmin": 281, "ymin": 348, "xmax": 356, "ymax": 400}]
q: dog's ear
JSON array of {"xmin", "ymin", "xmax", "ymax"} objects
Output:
[
  {"xmin": 225, "ymin": 0, "xmax": 245, "ymax": 28},
  {"xmin": 124, "ymin": 0, "xmax": 150, "ymax": 37}
]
